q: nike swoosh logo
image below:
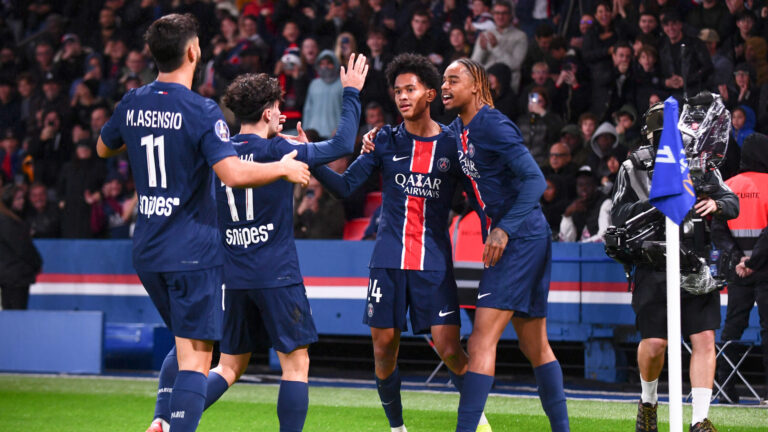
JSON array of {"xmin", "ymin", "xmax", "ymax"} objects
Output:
[
  {"xmin": 477, "ymin": 293, "xmax": 491, "ymax": 299},
  {"xmin": 438, "ymin": 310, "xmax": 455, "ymax": 317},
  {"xmin": 392, "ymin": 155, "xmax": 410, "ymax": 161}
]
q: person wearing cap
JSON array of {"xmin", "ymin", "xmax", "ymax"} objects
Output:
[
  {"xmin": 699, "ymin": 29, "xmax": 734, "ymax": 92},
  {"xmin": 53, "ymin": 33, "xmax": 91, "ymax": 84},
  {"xmin": 302, "ymin": 49, "xmax": 343, "ymax": 139},
  {"xmin": 658, "ymin": 9, "xmax": 713, "ymax": 98},
  {"xmin": 721, "ymin": 63, "xmax": 759, "ymax": 112},
  {"xmin": 559, "ymin": 167, "xmax": 612, "ymax": 242}
]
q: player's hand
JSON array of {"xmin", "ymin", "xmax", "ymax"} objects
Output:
[
  {"xmin": 483, "ymin": 227, "xmax": 509, "ymax": 268},
  {"xmin": 280, "ymin": 150, "xmax": 310, "ymax": 185},
  {"xmin": 695, "ymin": 198, "xmax": 718, "ymax": 216},
  {"xmin": 279, "ymin": 121, "xmax": 309, "ymax": 143},
  {"xmin": 736, "ymin": 256, "xmax": 754, "ymax": 278},
  {"xmin": 361, "ymin": 126, "xmax": 379, "ymax": 154},
  {"xmin": 339, "ymin": 53, "xmax": 369, "ymax": 91}
]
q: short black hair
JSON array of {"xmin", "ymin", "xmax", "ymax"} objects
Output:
[
  {"xmin": 385, "ymin": 53, "xmax": 441, "ymax": 91},
  {"xmin": 144, "ymin": 14, "xmax": 199, "ymax": 73},
  {"xmin": 223, "ymin": 73, "xmax": 283, "ymax": 125}
]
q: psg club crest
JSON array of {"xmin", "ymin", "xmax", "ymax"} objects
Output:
[
  {"xmin": 367, "ymin": 302, "xmax": 374, "ymax": 318},
  {"xmin": 437, "ymin": 157, "xmax": 450, "ymax": 172},
  {"xmin": 215, "ymin": 119, "xmax": 230, "ymax": 142},
  {"xmin": 467, "ymin": 143, "xmax": 475, "ymax": 158}
]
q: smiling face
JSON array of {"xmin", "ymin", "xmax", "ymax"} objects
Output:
[
  {"xmin": 441, "ymin": 62, "xmax": 477, "ymax": 111},
  {"xmin": 393, "ymin": 72, "xmax": 434, "ymax": 121}
]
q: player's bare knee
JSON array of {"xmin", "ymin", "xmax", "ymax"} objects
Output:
[
  {"xmin": 642, "ymin": 338, "xmax": 668, "ymax": 358},
  {"xmin": 690, "ymin": 331, "xmax": 715, "ymax": 354}
]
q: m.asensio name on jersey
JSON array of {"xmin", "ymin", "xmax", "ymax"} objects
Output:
[{"xmin": 126, "ymin": 109, "xmax": 183, "ymax": 129}]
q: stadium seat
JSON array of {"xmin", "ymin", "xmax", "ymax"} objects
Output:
[
  {"xmin": 363, "ymin": 192, "xmax": 382, "ymax": 217},
  {"xmin": 343, "ymin": 217, "xmax": 371, "ymax": 240},
  {"xmin": 453, "ymin": 212, "xmax": 485, "ymax": 262}
]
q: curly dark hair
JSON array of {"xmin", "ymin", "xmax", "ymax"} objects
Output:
[
  {"xmin": 223, "ymin": 73, "xmax": 283, "ymax": 125},
  {"xmin": 144, "ymin": 14, "xmax": 199, "ymax": 73},
  {"xmin": 384, "ymin": 53, "xmax": 441, "ymax": 91}
]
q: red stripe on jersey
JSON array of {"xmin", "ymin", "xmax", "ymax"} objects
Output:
[
  {"xmin": 400, "ymin": 140, "xmax": 435, "ymax": 270},
  {"xmin": 402, "ymin": 195, "xmax": 426, "ymax": 270},
  {"xmin": 461, "ymin": 129, "xmax": 492, "ymax": 231}
]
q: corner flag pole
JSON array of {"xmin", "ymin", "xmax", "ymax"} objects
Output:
[{"xmin": 666, "ymin": 217, "xmax": 683, "ymax": 432}]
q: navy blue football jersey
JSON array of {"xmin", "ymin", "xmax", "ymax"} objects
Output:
[
  {"xmin": 100, "ymin": 81, "xmax": 237, "ymax": 271},
  {"xmin": 451, "ymin": 105, "xmax": 549, "ymax": 240},
  {"xmin": 216, "ymin": 87, "xmax": 361, "ymax": 289},
  {"xmin": 314, "ymin": 123, "xmax": 469, "ymax": 271}
]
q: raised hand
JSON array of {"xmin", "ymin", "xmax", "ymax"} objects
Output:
[
  {"xmin": 280, "ymin": 150, "xmax": 310, "ymax": 185},
  {"xmin": 339, "ymin": 53, "xmax": 369, "ymax": 91},
  {"xmin": 279, "ymin": 121, "xmax": 310, "ymax": 143}
]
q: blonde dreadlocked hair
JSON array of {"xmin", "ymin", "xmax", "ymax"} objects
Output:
[{"xmin": 456, "ymin": 58, "xmax": 495, "ymax": 109}]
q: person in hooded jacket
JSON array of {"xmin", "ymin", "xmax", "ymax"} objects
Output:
[
  {"xmin": 302, "ymin": 49, "xmax": 344, "ymax": 139},
  {"xmin": 0, "ymin": 185, "xmax": 42, "ymax": 309},
  {"xmin": 731, "ymin": 105, "xmax": 756, "ymax": 148},
  {"xmin": 487, "ymin": 63, "xmax": 517, "ymax": 120},
  {"xmin": 711, "ymin": 132, "xmax": 768, "ymax": 404},
  {"xmin": 587, "ymin": 121, "xmax": 626, "ymax": 179}
]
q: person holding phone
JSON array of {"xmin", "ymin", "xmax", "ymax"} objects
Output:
[{"xmin": 516, "ymin": 87, "xmax": 564, "ymax": 167}]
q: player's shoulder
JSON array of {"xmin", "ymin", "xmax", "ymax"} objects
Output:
[{"xmin": 372, "ymin": 124, "xmax": 395, "ymax": 151}]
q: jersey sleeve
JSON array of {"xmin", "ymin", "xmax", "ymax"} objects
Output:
[
  {"xmin": 306, "ymin": 88, "xmax": 361, "ymax": 167},
  {"xmin": 272, "ymin": 137, "xmax": 312, "ymax": 164},
  {"xmin": 199, "ymin": 100, "xmax": 238, "ymax": 167},
  {"xmin": 100, "ymin": 94, "xmax": 129, "ymax": 149},
  {"xmin": 479, "ymin": 113, "xmax": 547, "ymax": 236},
  {"xmin": 312, "ymin": 151, "xmax": 379, "ymax": 198}
]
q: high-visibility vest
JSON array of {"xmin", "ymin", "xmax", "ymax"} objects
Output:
[{"xmin": 725, "ymin": 171, "xmax": 768, "ymax": 256}]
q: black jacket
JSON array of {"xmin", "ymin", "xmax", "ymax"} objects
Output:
[
  {"xmin": 0, "ymin": 213, "xmax": 42, "ymax": 287},
  {"xmin": 658, "ymin": 35, "xmax": 713, "ymax": 97}
]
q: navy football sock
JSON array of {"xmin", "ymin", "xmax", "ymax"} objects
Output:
[
  {"xmin": 376, "ymin": 367, "xmax": 404, "ymax": 427},
  {"xmin": 203, "ymin": 371, "xmax": 229, "ymax": 410},
  {"xmin": 277, "ymin": 380, "xmax": 309, "ymax": 432},
  {"xmin": 534, "ymin": 360, "xmax": 570, "ymax": 432},
  {"xmin": 154, "ymin": 346, "xmax": 178, "ymax": 422},
  {"xmin": 449, "ymin": 370, "xmax": 465, "ymax": 392},
  {"xmin": 169, "ymin": 370, "xmax": 207, "ymax": 432},
  {"xmin": 455, "ymin": 372, "xmax": 493, "ymax": 432}
]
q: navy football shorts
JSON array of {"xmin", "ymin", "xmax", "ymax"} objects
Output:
[
  {"xmin": 137, "ymin": 266, "xmax": 224, "ymax": 341},
  {"xmin": 363, "ymin": 268, "xmax": 461, "ymax": 334},
  {"xmin": 220, "ymin": 284, "xmax": 318, "ymax": 355},
  {"xmin": 476, "ymin": 235, "xmax": 552, "ymax": 317}
]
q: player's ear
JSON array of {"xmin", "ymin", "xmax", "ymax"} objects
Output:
[{"xmin": 425, "ymin": 88, "xmax": 436, "ymax": 103}]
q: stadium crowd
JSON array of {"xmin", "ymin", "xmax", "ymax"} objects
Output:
[{"xmin": 0, "ymin": 0, "xmax": 762, "ymax": 241}]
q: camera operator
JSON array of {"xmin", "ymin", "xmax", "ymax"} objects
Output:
[
  {"xmin": 711, "ymin": 133, "xmax": 768, "ymax": 405},
  {"xmin": 610, "ymin": 99, "xmax": 739, "ymax": 432}
]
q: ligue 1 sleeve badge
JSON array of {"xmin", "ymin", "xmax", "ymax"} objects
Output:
[{"xmin": 215, "ymin": 119, "xmax": 230, "ymax": 142}]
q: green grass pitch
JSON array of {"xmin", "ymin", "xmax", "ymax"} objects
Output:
[{"xmin": 0, "ymin": 375, "xmax": 765, "ymax": 431}]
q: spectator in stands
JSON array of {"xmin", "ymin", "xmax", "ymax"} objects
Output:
[
  {"xmin": 722, "ymin": 63, "xmax": 760, "ymax": 112},
  {"xmin": 517, "ymin": 86, "xmax": 564, "ymax": 167},
  {"xmin": 731, "ymin": 105, "xmax": 756, "ymax": 148},
  {"xmin": 334, "ymin": 32, "xmax": 357, "ymax": 67},
  {"xmin": 37, "ymin": 72, "xmax": 68, "ymax": 118},
  {"xmin": 552, "ymin": 57, "xmax": 591, "ymax": 124},
  {"xmin": 294, "ymin": 176, "xmax": 345, "ymax": 239},
  {"xmin": 559, "ymin": 168, "xmax": 612, "ymax": 243},
  {"xmin": 0, "ymin": 185, "xmax": 42, "ymax": 310},
  {"xmin": 360, "ymin": 28, "xmax": 394, "ymax": 118},
  {"xmin": 0, "ymin": 79, "xmax": 20, "ymax": 139},
  {"xmin": 57, "ymin": 140, "xmax": 106, "ymax": 239},
  {"xmin": 700, "ymin": 29, "xmax": 733, "ymax": 94},
  {"xmin": 31, "ymin": 41, "xmax": 56, "ymax": 85},
  {"xmin": 588, "ymin": 121, "xmax": 625, "ymax": 179},
  {"xmin": 561, "ymin": 123, "xmax": 592, "ymax": 168},
  {"xmin": 614, "ymin": 104, "xmax": 641, "ymax": 150},
  {"xmin": 0, "ymin": 130, "xmax": 23, "ymax": 184},
  {"xmin": 599, "ymin": 146, "xmax": 626, "ymax": 194},
  {"xmin": 542, "ymin": 141, "xmax": 578, "ymax": 200},
  {"xmin": 487, "ymin": 63, "xmax": 517, "ymax": 120},
  {"xmin": 471, "ymin": 0, "xmax": 527, "ymax": 92},
  {"xmin": 521, "ymin": 23, "xmax": 555, "ymax": 86},
  {"xmin": 582, "ymin": 2, "xmax": 622, "ymax": 85},
  {"xmin": 592, "ymin": 41, "xmax": 635, "ymax": 122},
  {"xmin": 658, "ymin": 9, "xmax": 713, "ymax": 99},
  {"xmin": 721, "ymin": 10, "xmax": 755, "ymax": 67},
  {"xmin": 53, "ymin": 33, "xmax": 90, "ymax": 85},
  {"xmin": 745, "ymin": 36, "xmax": 768, "ymax": 86},
  {"xmin": 633, "ymin": 44, "xmax": 663, "ymax": 115},
  {"xmin": 361, "ymin": 101, "xmax": 387, "ymax": 136},
  {"xmin": 542, "ymin": 174, "xmax": 571, "ymax": 241},
  {"xmin": 519, "ymin": 61, "xmax": 556, "ymax": 115},
  {"xmin": 568, "ymin": 13, "xmax": 595, "ymax": 50},
  {"xmin": 273, "ymin": 20, "xmax": 302, "ymax": 68},
  {"xmin": 25, "ymin": 182, "xmax": 60, "ymax": 238},
  {"xmin": 316, "ymin": 0, "xmax": 366, "ymax": 50},
  {"xmin": 613, "ymin": 0, "xmax": 640, "ymax": 39},
  {"xmin": 687, "ymin": 0, "xmax": 732, "ymax": 37},
  {"xmin": 29, "ymin": 109, "xmax": 70, "ymax": 189},
  {"xmin": 464, "ymin": 0, "xmax": 495, "ymax": 45},
  {"xmin": 92, "ymin": 173, "xmax": 131, "ymax": 238},
  {"xmin": 121, "ymin": 50, "xmax": 155, "ymax": 87},
  {"xmin": 395, "ymin": 8, "xmax": 447, "ymax": 68},
  {"xmin": 637, "ymin": 11, "xmax": 660, "ymax": 38},
  {"xmin": 16, "ymin": 74, "xmax": 38, "ymax": 135},
  {"xmin": 710, "ymin": 133, "xmax": 768, "ymax": 404},
  {"xmin": 303, "ymin": 49, "xmax": 343, "ymax": 139},
  {"xmin": 70, "ymin": 80, "xmax": 104, "ymax": 129},
  {"xmin": 444, "ymin": 26, "xmax": 472, "ymax": 70}
]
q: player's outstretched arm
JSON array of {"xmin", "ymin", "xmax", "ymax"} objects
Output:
[
  {"xmin": 96, "ymin": 136, "xmax": 126, "ymax": 158},
  {"xmin": 213, "ymin": 150, "xmax": 310, "ymax": 188}
]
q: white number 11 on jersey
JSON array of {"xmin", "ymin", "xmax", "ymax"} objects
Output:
[{"xmin": 141, "ymin": 134, "xmax": 167, "ymax": 188}]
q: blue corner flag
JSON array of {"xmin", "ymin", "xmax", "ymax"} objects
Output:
[{"xmin": 649, "ymin": 97, "xmax": 696, "ymax": 225}]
